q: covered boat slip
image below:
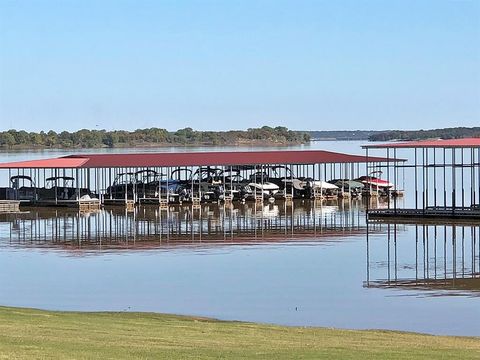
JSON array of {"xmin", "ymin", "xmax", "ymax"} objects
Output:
[
  {"xmin": 0, "ymin": 149, "xmax": 403, "ymax": 209},
  {"xmin": 363, "ymin": 138, "xmax": 480, "ymax": 220}
]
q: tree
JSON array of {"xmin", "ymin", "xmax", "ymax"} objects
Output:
[
  {"xmin": 104, "ymin": 132, "xmax": 119, "ymax": 147},
  {"xmin": 0, "ymin": 133, "xmax": 16, "ymax": 148}
]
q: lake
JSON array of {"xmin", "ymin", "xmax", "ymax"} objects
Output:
[{"xmin": 0, "ymin": 141, "xmax": 478, "ymax": 336}]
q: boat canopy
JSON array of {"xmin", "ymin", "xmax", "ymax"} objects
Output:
[{"xmin": 46, "ymin": 176, "xmax": 75, "ymax": 182}]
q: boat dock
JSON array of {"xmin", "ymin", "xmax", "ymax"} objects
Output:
[
  {"xmin": 1, "ymin": 139, "xmax": 478, "ymax": 221},
  {"xmin": 363, "ymin": 138, "xmax": 480, "ymax": 221},
  {"xmin": 0, "ymin": 149, "xmax": 402, "ymax": 210}
]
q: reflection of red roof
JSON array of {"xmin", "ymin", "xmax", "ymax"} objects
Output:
[
  {"xmin": 363, "ymin": 137, "xmax": 480, "ymax": 149},
  {"xmin": 0, "ymin": 150, "xmax": 403, "ymax": 169}
]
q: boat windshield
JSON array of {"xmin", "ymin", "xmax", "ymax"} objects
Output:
[{"xmin": 45, "ymin": 176, "xmax": 75, "ymax": 188}]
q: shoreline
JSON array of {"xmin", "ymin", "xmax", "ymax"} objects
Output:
[
  {"xmin": 0, "ymin": 305, "xmax": 478, "ymax": 359},
  {"xmin": 0, "ymin": 305, "xmax": 478, "ymax": 338}
]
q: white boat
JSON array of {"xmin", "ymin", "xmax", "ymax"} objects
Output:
[
  {"xmin": 247, "ymin": 181, "xmax": 280, "ymax": 198},
  {"xmin": 310, "ymin": 181, "xmax": 339, "ymax": 191}
]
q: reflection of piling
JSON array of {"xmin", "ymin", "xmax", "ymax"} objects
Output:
[{"xmin": 365, "ymin": 221, "xmax": 480, "ymax": 294}]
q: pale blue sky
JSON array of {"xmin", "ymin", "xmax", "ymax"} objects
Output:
[{"xmin": 0, "ymin": 0, "xmax": 479, "ymax": 132}]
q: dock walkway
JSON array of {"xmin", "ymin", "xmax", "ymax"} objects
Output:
[
  {"xmin": 0, "ymin": 200, "xmax": 20, "ymax": 213},
  {"xmin": 368, "ymin": 206, "xmax": 480, "ymax": 221}
]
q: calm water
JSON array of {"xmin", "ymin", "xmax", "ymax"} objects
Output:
[{"xmin": 0, "ymin": 142, "xmax": 478, "ymax": 336}]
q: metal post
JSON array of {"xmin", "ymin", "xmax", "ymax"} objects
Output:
[
  {"xmin": 433, "ymin": 148, "xmax": 437, "ymax": 208},
  {"xmin": 387, "ymin": 148, "xmax": 390, "ymax": 209},
  {"xmin": 414, "ymin": 148, "xmax": 418, "ymax": 210},
  {"xmin": 443, "ymin": 148, "xmax": 446, "ymax": 209},
  {"xmin": 54, "ymin": 168, "xmax": 58, "ymax": 205},
  {"xmin": 461, "ymin": 148, "xmax": 465, "ymax": 208},
  {"xmin": 452, "ymin": 149, "xmax": 456, "ymax": 212},
  {"xmin": 365, "ymin": 148, "xmax": 369, "ymax": 213}
]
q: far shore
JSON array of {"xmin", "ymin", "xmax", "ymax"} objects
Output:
[{"xmin": 0, "ymin": 140, "xmax": 312, "ymax": 151}]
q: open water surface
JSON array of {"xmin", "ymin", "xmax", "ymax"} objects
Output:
[{"xmin": 0, "ymin": 142, "xmax": 478, "ymax": 336}]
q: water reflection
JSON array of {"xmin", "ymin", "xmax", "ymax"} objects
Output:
[
  {"xmin": 1, "ymin": 199, "xmax": 367, "ymax": 252},
  {"xmin": 1, "ymin": 200, "xmax": 480, "ymax": 335},
  {"xmin": 366, "ymin": 223, "xmax": 480, "ymax": 297}
]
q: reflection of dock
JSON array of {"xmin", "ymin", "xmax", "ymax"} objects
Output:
[
  {"xmin": 0, "ymin": 201, "xmax": 369, "ymax": 252},
  {"xmin": 366, "ymin": 223, "xmax": 480, "ymax": 296},
  {"xmin": 366, "ymin": 277, "xmax": 480, "ymax": 295}
]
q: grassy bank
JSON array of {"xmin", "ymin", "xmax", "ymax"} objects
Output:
[{"xmin": 0, "ymin": 306, "xmax": 478, "ymax": 359}]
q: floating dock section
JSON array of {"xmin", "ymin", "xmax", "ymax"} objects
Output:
[{"xmin": 0, "ymin": 200, "xmax": 20, "ymax": 213}]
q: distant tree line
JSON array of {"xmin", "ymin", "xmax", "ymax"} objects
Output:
[
  {"xmin": 307, "ymin": 130, "xmax": 381, "ymax": 141},
  {"xmin": 0, "ymin": 126, "xmax": 310, "ymax": 149},
  {"xmin": 369, "ymin": 127, "xmax": 480, "ymax": 142}
]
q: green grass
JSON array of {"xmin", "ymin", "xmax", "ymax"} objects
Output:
[{"xmin": 0, "ymin": 306, "xmax": 478, "ymax": 359}]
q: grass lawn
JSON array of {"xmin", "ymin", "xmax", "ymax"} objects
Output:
[{"xmin": 0, "ymin": 306, "xmax": 478, "ymax": 359}]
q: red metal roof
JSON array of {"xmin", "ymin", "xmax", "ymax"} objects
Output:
[
  {"xmin": 0, "ymin": 157, "xmax": 89, "ymax": 169},
  {"xmin": 0, "ymin": 150, "xmax": 403, "ymax": 169},
  {"xmin": 363, "ymin": 137, "xmax": 480, "ymax": 149}
]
